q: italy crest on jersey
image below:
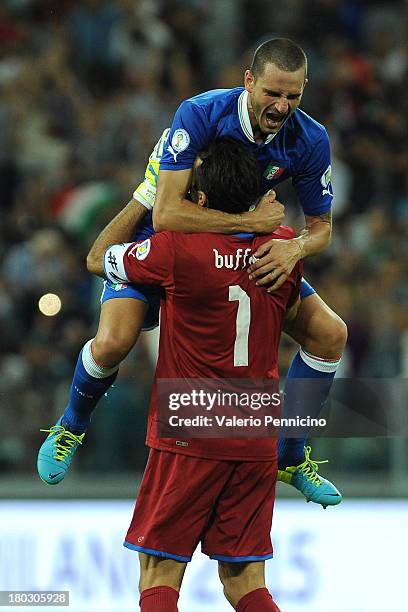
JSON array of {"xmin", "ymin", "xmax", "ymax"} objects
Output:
[{"xmin": 263, "ymin": 164, "xmax": 285, "ymax": 181}]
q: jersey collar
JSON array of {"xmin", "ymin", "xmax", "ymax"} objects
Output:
[{"xmin": 238, "ymin": 90, "xmax": 276, "ymax": 145}]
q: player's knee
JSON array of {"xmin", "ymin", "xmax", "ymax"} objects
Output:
[
  {"xmin": 307, "ymin": 311, "xmax": 348, "ymax": 357},
  {"xmin": 138, "ymin": 554, "xmax": 185, "ymax": 593},
  {"xmin": 92, "ymin": 330, "xmax": 134, "ymax": 366},
  {"xmin": 218, "ymin": 562, "xmax": 264, "ymax": 607},
  {"xmin": 324, "ymin": 314, "xmax": 348, "ymax": 355},
  {"xmin": 218, "ymin": 563, "xmax": 231, "ymax": 600}
]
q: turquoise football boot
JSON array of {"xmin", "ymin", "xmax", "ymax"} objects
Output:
[
  {"xmin": 278, "ymin": 445, "xmax": 342, "ymax": 509},
  {"xmin": 37, "ymin": 417, "xmax": 85, "ymax": 485}
]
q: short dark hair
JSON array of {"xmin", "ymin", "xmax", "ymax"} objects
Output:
[
  {"xmin": 250, "ymin": 37, "xmax": 307, "ymax": 80},
  {"xmin": 192, "ymin": 139, "xmax": 262, "ymax": 214}
]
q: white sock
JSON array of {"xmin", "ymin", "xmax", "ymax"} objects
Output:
[
  {"xmin": 299, "ymin": 348, "xmax": 342, "ymax": 373},
  {"xmin": 81, "ymin": 339, "xmax": 119, "ymax": 379}
]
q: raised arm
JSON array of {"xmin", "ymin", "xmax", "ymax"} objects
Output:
[
  {"xmin": 248, "ymin": 130, "xmax": 333, "ymax": 290},
  {"xmin": 153, "ymin": 169, "xmax": 284, "ymax": 234},
  {"xmin": 152, "ymin": 99, "xmax": 284, "ymax": 234},
  {"xmin": 103, "ymin": 232, "xmax": 174, "ymax": 288},
  {"xmin": 248, "ymin": 210, "xmax": 332, "ymax": 291},
  {"xmin": 297, "ymin": 210, "xmax": 332, "ymax": 256},
  {"xmin": 87, "ymin": 129, "xmax": 170, "ymax": 275},
  {"xmin": 87, "ymin": 198, "xmax": 147, "ymax": 276}
]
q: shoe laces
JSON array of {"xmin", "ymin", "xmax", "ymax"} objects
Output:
[
  {"xmin": 296, "ymin": 445, "xmax": 328, "ymax": 486},
  {"xmin": 40, "ymin": 425, "xmax": 84, "ymax": 461}
]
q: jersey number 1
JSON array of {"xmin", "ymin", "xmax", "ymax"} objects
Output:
[{"xmin": 229, "ymin": 285, "xmax": 251, "ymax": 367}]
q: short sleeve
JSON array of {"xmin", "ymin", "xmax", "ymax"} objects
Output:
[
  {"xmin": 104, "ymin": 232, "xmax": 174, "ymax": 287},
  {"xmin": 160, "ymin": 100, "xmax": 210, "ymax": 170},
  {"xmin": 292, "ymin": 130, "xmax": 333, "ymax": 216}
]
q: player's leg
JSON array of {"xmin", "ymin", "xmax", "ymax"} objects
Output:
[
  {"xmin": 37, "ymin": 290, "xmax": 149, "ymax": 485},
  {"xmin": 218, "ymin": 561, "xmax": 280, "ymax": 611},
  {"xmin": 138, "ymin": 553, "xmax": 186, "ymax": 611},
  {"xmin": 284, "ymin": 284, "xmax": 347, "ymax": 359},
  {"xmin": 279, "ymin": 281, "xmax": 347, "ymax": 506},
  {"xmin": 202, "ymin": 459, "xmax": 278, "ymax": 609},
  {"xmin": 92, "ymin": 298, "xmax": 147, "ymax": 367},
  {"xmin": 37, "ymin": 130, "xmax": 167, "ymax": 485},
  {"xmin": 62, "ymin": 296, "xmax": 147, "ymax": 431},
  {"xmin": 125, "ymin": 449, "xmax": 239, "ymax": 611}
]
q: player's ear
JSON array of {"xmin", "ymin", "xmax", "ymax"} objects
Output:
[
  {"xmin": 197, "ymin": 191, "xmax": 208, "ymax": 207},
  {"xmin": 244, "ymin": 69, "xmax": 254, "ymax": 93}
]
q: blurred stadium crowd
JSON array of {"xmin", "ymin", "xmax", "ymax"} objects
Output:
[{"xmin": 0, "ymin": 0, "xmax": 407, "ymax": 476}]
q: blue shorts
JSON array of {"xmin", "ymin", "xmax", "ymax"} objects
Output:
[
  {"xmin": 300, "ymin": 278, "xmax": 316, "ymax": 299},
  {"xmin": 100, "ymin": 212, "xmax": 161, "ymax": 331}
]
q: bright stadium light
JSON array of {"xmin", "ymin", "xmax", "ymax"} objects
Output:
[{"xmin": 38, "ymin": 293, "xmax": 62, "ymax": 317}]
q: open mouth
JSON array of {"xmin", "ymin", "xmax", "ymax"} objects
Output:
[{"xmin": 265, "ymin": 112, "xmax": 286, "ymax": 127}]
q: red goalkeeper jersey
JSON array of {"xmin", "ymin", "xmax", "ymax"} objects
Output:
[{"xmin": 104, "ymin": 227, "xmax": 302, "ymax": 461}]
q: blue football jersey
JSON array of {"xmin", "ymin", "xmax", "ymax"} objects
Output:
[{"xmin": 160, "ymin": 87, "xmax": 333, "ymax": 217}]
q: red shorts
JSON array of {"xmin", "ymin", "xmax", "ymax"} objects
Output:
[{"xmin": 124, "ymin": 449, "xmax": 277, "ymax": 562}]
